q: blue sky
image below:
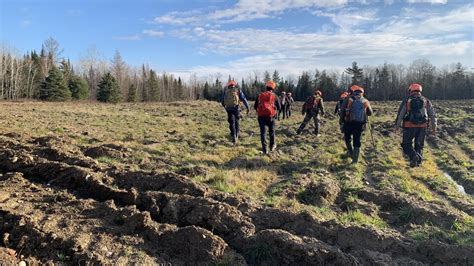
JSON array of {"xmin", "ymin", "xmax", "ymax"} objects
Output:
[{"xmin": 1, "ymin": 0, "xmax": 473, "ymax": 80}]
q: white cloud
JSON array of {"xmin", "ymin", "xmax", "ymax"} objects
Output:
[
  {"xmin": 142, "ymin": 29, "xmax": 165, "ymax": 37},
  {"xmin": 113, "ymin": 35, "xmax": 141, "ymax": 41},
  {"xmin": 154, "ymin": 0, "xmax": 349, "ymax": 25},
  {"xmin": 166, "ymin": 4, "xmax": 473, "ymax": 80},
  {"xmin": 406, "ymin": 0, "xmax": 447, "ymax": 4},
  {"xmin": 20, "ymin": 20, "xmax": 31, "ymax": 27}
]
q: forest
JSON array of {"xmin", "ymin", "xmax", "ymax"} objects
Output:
[{"xmin": 1, "ymin": 37, "xmax": 473, "ymax": 103}]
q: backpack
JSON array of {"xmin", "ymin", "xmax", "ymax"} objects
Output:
[
  {"xmin": 348, "ymin": 96, "xmax": 367, "ymax": 123},
  {"xmin": 405, "ymin": 96, "xmax": 428, "ymax": 124},
  {"xmin": 224, "ymin": 88, "xmax": 240, "ymax": 107},
  {"xmin": 304, "ymin": 96, "xmax": 320, "ymax": 112},
  {"xmin": 257, "ymin": 91, "xmax": 277, "ymax": 117}
]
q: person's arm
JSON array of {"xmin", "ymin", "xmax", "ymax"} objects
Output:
[
  {"xmin": 220, "ymin": 90, "xmax": 225, "ymax": 107},
  {"xmin": 239, "ymin": 90, "xmax": 249, "ymax": 110},
  {"xmin": 254, "ymin": 95, "xmax": 259, "ymax": 110},
  {"xmin": 366, "ymin": 101, "xmax": 373, "ymax": 116},
  {"xmin": 426, "ymin": 99, "xmax": 437, "ymax": 132},
  {"xmin": 319, "ymin": 98, "xmax": 325, "ymax": 115},
  {"xmin": 275, "ymin": 94, "xmax": 282, "ymax": 111},
  {"xmin": 394, "ymin": 100, "xmax": 406, "ymax": 128}
]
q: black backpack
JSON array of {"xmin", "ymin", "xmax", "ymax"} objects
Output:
[{"xmin": 406, "ymin": 96, "xmax": 428, "ymax": 124}]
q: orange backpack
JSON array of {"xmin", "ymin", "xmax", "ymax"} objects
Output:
[{"xmin": 257, "ymin": 91, "xmax": 276, "ymax": 117}]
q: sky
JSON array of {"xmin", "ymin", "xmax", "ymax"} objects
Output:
[{"xmin": 1, "ymin": 0, "xmax": 473, "ymax": 80}]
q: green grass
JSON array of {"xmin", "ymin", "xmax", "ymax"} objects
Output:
[{"xmin": 0, "ymin": 100, "xmax": 473, "ymax": 248}]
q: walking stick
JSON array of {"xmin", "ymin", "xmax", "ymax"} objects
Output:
[{"xmin": 367, "ymin": 119, "xmax": 377, "ymax": 157}]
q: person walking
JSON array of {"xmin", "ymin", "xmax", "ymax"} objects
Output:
[
  {"xmin": 221, "ymin": 80, "xmax": 250, "ymax": 144},
  {"xmin": 254, "ymin": 80, "xmax": 281, "ymax": 154},
  {"xmin": 296, "ymin": 90, "xmax": 325, "ymax": 136},
  {"xmin": 286, "ymin": 92, "xmax": 294, "ymax": 118},
  {"xmin": 343, "ymin": 85, "xmax": 373, "ymax": 164},
  {"xmin": 335, "ymin": 91, "xmax": 350, "ymax": 133},
  {"xmin": 278, "ymin": 91, "xmax": 287, "ymax": 120},
  {"xmin": 395, "ymin": 83, "xmax": 437, "ymax": 167}
]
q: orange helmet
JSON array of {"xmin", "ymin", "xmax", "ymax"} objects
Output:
[
  {"xmin": 350, "ymin": 85, "xmax": 364, "ymax": 94},
  {"xmin": 288, "ymin": 92, "xmax": 292, "ymax": 96},
  {"xmin": 315, "ymin": 90, "xmax": 322, "ymax": 96},
  {"xmin": 408, "ymin": 83, "xmax": 422, "ymax": 92},
  {"xmin": 266, "ymin": 80, "xmax": 276, "ymax": 90},
  {"xmin": 226, "ymin": 80, "xmax": 237, "ymax": 87},
  {"xmin": 282, "ymin": 91, "xmax": 286, "ymax": 94}
]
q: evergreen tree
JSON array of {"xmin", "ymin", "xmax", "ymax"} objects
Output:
[
  {"xmin": 39, "ymin": 66, "xmax": 71, "ymax": 101},
  {"xmin": 68, "ymin": 75, "xmax": 89, "ymax": 100},
  {"xmin": 148, "ymin": 70, "xmax": 160, "ymax": 101},
  {"xmin": 264, "ymin": 71, "xmax": 271, "ymax": 82},
  {"xmin": 345, "ymin": 61, "xmax": 363, "ymax": 85},
  {"xmin": 97, "ymin": 72, "xmax": 122, "ymax": 103},
  {"xmin": 127, "ymin": 83, "xmax": 138, "ymax": 102}
]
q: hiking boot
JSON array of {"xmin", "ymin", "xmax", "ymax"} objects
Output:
[
  {"xmin": 352, "ymin": 147, "xmax": 360, "ymax": 164},
  {"xmin": 409, "ymin": 157, "xmax": 418, "ymax": 168},
  {"xmin": 270, "ymin": 144, "xmax": 277, "ymax": 152},
  {"xmin": 416, "ymin": 154, "xmax": 423, "ymax": 167},
  {"xmin": 262, "ymin": 149, "xmax": 268, "ymax": 155},
  {"xmin": 296, "ymin": 128, "xmax": 302, "ymax": 135},
  {"xmin": 345, "ymin": 142, "xmax": 353, "ymax": 157}
]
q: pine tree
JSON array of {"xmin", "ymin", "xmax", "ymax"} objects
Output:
[
  {"xmin": 97, "ymin": 73, "xmax": 122, "ymax": 103},
  {"xmin": 345, "ymin": 61, "xmax": 363, "ymax": 85},
  {"xmin": 264, "ymin": 71, "xmax": 271, "ymax": 82},
  {"xmin": 127, "ymin": 83, "xmax": 138, "ymax": 102},
  {"xmin": 148, "ymin": 70, "xmax": 160, "ymax": 101},
  {"xmin": 39, "ymin": 66, "xmax": 71, "ymax": 101},
  {"xmin": 69, "ymin": 75, "xmax": 89, "ymax": 100}
]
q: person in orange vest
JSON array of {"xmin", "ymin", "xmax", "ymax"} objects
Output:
[
  {"xmin": 221, "ymin": 80, "xmax": 249, "ymax": 144},
  {"xmin": 296, "ymin": 90, "xmax": 325, "ymax": 136},
  {"xmin": 254, "ymin": 80, "xmax": 281, "ymax": 154},
  {"xmin": 395, "ymin": 83, "xmax": 437, "ymax": 167},
  {"xmin": 343, "ymin": 85, "xmax": 373, "ymax": 164}
]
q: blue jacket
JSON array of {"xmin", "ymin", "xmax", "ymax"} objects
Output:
[{"xmin": 221, "ymin": 88, "xmax": 249, "ymax": 111}]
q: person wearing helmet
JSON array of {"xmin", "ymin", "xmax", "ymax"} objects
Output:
[
  {"xmin": 296, "ymin": 89, "xmax": 325, "ymax": 136},
  {"xmin": 254, "ymin": 80, "xmax": 281, "ymax": 154},
  {"xmin": 286, "ymin": 92, "xmax": 294, "ymax": 118},
  {"xmin": 278, "ymin": 91, "xmax": 287, "ymax": 120},
  {"xmin": 221, "ymin": 80, "xmax": 250, "ymax": 144},
  {"xmin": 395, "ymin": 83, "xmax": 437, "ymax": 167},
  {"xmin": 343, "ymin": 85, "xmax": 373, "ymax": 164}
]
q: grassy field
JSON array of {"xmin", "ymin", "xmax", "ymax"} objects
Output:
[{"xmin": 0, "ymin": 100, "xmax": 473, "ymax": 264}]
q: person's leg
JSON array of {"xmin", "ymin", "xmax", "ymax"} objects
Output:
[
  {"xmin": 227, "ymin": 110, "xmax": 236, "ymax": 141},
  {"xmin": 344, "ymin": 124, "xmax": 353, "ymax": 156},
  {"xmin": 297, "ymin": 112, "xmax": 313, "ymax": 134},
  {"xmin": 401, "ymin": 128, "xmax": 417, "ymax": 167},
  {"xmin": 287, "ymin": 105, "xmax": 292, "ymax": 117},
  {"xmin": 352, "ymin": 125, "xmax": 363, "ymax": 163},
  {"xmin": 234, "ymin": 109, "xmax": 241, "ymax": 141},
  {"xmin": 313, "ymin": 114, "xmax": 320, "ymax": 135},
  {"xmin": 258, "ymin": 117, "xmax": 268, "ymax": 154},
  {"xmin": 414, "ymin": 127, "xmax": 426, "ymax": 165},
  {"xmin": 269, "ymin": 117, "xmax": 276, "ymax": 151}
]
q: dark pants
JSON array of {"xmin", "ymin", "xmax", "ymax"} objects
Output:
[
  {"xmin": 226, "ymin": 109, "xmax": 240, "ymax": 140},
  {"xmin": 258, "ymin": 116, "xmax": 275, "ymax": 153},
  {"xmin": 278, "ymin": 105, "xmax": 287, "ymax": 120},
  {"xmin": 298, "ymin": 110, "xmax": 320, "ymax": 134},
  {"xmin": 286, "ymin": 104, "xmax": 292, "ymax": 117},
  {"xmin": 401, "ymin": 127, "xmax": 426, "ymax": 161},
  {"xmin": 344, "ymin": 122, "xmax": 364, "ymax": 149}
]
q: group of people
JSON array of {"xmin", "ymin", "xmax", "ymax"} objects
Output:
[{"xmin": 221, "ymin": 80, "xmax": 437, "ymax": 167}]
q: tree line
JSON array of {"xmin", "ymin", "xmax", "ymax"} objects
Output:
[{"xmin": 1, "ymin": 38, "xmax": 472, "ymax": 103}]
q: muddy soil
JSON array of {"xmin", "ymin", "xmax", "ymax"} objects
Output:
[{"xmin": 0, "ymin": 134, "xmax": 473, "ymax": 265}]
